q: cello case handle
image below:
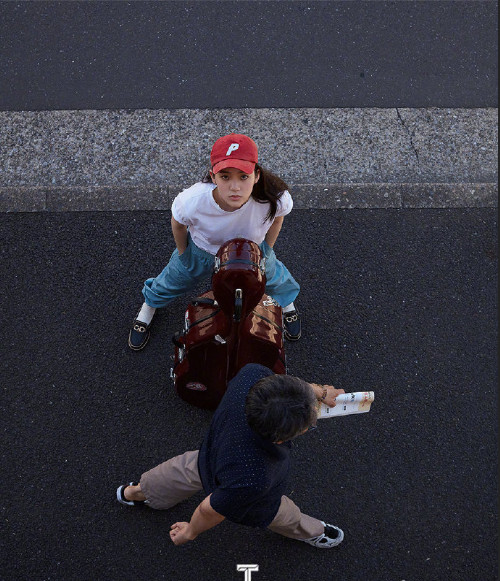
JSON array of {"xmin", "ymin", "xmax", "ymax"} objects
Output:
[{"xmin": 233, "ymin": 289, "xmax": 243, "ymax": 322}]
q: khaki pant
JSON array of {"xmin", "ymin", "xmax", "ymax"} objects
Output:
[{"xmin": 140, "ymin": 450, "xmax": 324, "ymax": 540}]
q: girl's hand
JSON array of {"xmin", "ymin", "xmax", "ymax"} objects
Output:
[
  {"xmin": 169, "ymin": 522, "xmax": 196, "ymax": 546},
  {"xmin": 310, "ymin": 383, "xmax": 345, "ymax": 407},
  {"xmin": 171, "ymin": 217, "xmax": 188, "ymax": 255}
]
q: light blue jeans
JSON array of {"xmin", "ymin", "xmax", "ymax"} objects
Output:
[{"xmin": 142, "ymin": 236, "xmax": 300, "ymax": 309}]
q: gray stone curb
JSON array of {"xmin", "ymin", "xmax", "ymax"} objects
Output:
[
  {"xmin": 0, "ymin": 183, "xmax": 496, "ymax": 212},
  {"xmin": 0, "ymin": 108, "xmax": 497, "ymax": 211}
]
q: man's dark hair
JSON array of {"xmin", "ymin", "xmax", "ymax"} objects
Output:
[{"xmin": 245, "ymin": 374, "xmax": 317, "ymax": 442}]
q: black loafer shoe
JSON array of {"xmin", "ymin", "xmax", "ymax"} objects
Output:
[
  {"xmin": 283, "ymin": 309, "xmax": 301, "ymax": 341},
  {"xmin": 128, "ymin": 316, "xmax": 151, "ymax": 351}
]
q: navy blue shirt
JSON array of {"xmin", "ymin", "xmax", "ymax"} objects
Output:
[{"xmin": 198, "ymin": 364, "xmax": 292, "ymax": 528}]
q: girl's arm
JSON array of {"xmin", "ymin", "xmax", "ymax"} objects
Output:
[
  {"xmin": 264, "ymin": 216, "xmax": 284, "ymax": 248},
  {"xmin": 169, "ymin": 495, "xmax": 225, "ymax": 546},
  {"xmin": 171, "ymin": 216, "xmax": 189, "ymax": 254}
]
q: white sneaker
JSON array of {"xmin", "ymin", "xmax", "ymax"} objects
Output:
[
  {"xmin": 116, "ymin": 482, "xmax": 146, "ymax": 506},
  {"xmin": 301, "ymin": 521, "xmax": 344, "ymax": 548}
]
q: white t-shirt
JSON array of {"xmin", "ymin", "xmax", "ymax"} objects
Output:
[{"xmin": 171, "ymin": 182, "xmax": 293, "ymax": 255}]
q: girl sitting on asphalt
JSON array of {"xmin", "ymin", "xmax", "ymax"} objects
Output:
[{"xmin": 128, "ymin": 133, "xmax": 301, "ymax": 350}]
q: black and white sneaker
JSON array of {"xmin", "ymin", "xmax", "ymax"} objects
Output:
[
  {"xmin": 301, "ymin": 521, "xmax": 344, "ymax": 548},
  {"xmin": 116, "ymin": 482, "xmax": 146, "ymax": 506},
  {"xmin": 283, "ymin": 309, "xmax": 301, "ymax": 341}
]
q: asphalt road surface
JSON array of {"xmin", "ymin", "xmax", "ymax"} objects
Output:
[
  {"xmin": 1, "ymin": 208, "xmax": 497, "ymax": 581},
  {"xmin": 0, "ymin": 0, "xmax": 497, "ymax": 110},
  {"xmin": 0, "ymin": 1, "xmax": 497, "ymax": 580}
]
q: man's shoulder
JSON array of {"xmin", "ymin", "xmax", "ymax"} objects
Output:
[
  {"xmin": 239, "ymin": 363, "xmax": 274, "ymax": 377},
  {"xmin": 229, "ymin": 364, "xmax": 273, "ymax": 388}
]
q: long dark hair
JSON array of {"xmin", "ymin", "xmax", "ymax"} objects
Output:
[{"xmin": 202, "ymin": 164, "xmax": 289, "ymax": 222}]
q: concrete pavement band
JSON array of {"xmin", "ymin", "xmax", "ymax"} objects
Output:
[{"xmin": 0, "ymin": 107, "xmax": 497, "ymax": 211}]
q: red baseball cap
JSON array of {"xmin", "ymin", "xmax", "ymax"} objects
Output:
[{"xmin": 210, "ymin": 133, "xmax": 258, "ymax": 175}]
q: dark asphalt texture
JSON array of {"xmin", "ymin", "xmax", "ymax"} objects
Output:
[
  {"xmin": 1, "ymin": 208, "xmax": 497, "ymax": 581},
  {"xmin": 0, "ymin": 0, "xmax": 497, "ymax": 111}
]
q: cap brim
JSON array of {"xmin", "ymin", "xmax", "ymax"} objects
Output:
[{"xmin": 212, "ymin": 159, "xmax": 256, "ymax": 175}]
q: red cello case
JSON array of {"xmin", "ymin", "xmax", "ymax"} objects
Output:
[{"xmin": 171, "ymin": 238, "xmax": 286, "ymax": 409}]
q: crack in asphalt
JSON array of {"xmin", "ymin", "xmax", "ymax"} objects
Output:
[{"xmin": 396, "ymin": 108, "xmax": 421, "ymax": 169}]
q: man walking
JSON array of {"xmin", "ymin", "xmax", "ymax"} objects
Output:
[{"xmin": 117, "ymin": 363, "xmax": 345, "ymax": 548}]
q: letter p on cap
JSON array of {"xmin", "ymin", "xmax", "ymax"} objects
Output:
[{"xmin": 226, "ymin": 143, "xmax": 240, "ymax": 156}]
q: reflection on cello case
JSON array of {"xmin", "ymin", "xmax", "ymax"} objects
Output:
[{"xmin": 171, "ymin": 238, "xmax": 286, "ymax": 410}]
